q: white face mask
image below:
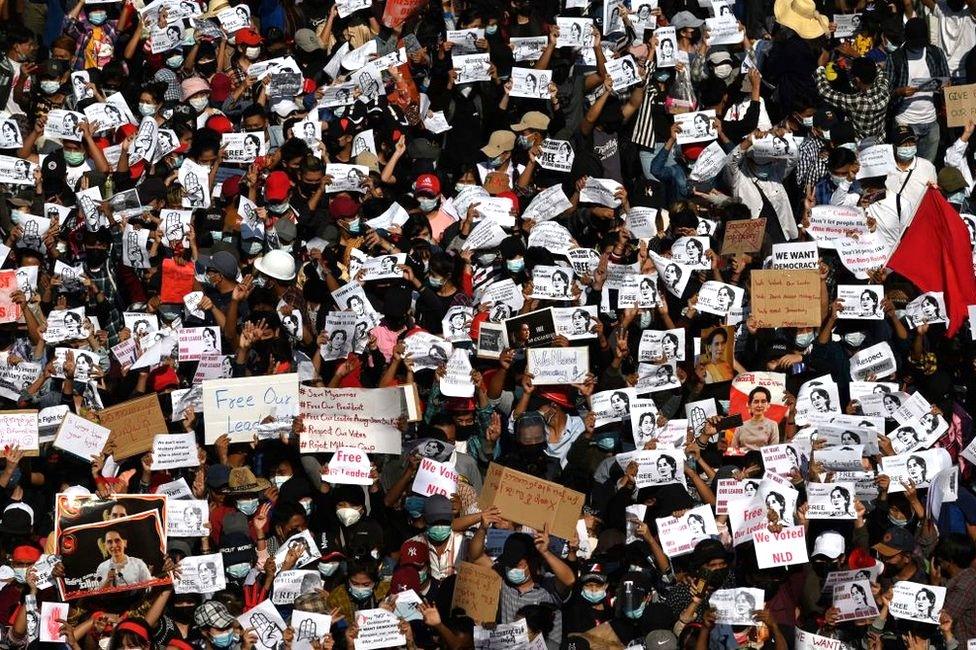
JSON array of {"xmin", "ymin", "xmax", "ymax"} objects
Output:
[
  {"xmin": 244, "ymin": 47, "xmax": 261, "ymax": 60},
  {"xmin": 138, "ymin": 102, "xmax": 157, "ymax": 116},
  {"xmin": 336, "ymin": 507, "xmax": 362, "ymax": 527},
  {"xmin": 188, "ymin": 96, "xmax": 209, "ymax": 112}
]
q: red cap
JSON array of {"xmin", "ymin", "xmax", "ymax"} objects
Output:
[
  {"xmin": 414, "ymin": 173, "xmax": 440, "ymax": 197},
  {"xmin": 150, "ymin": 367, "xmax": 179, "ymax": 392},
  {"xmin": 537, "ymin": 387, "xmax": 574, "ymax": 409},
  {"xmin": 398, "ymin": 540, "xmax": 429, "ymax": 567},
  {"xmin": 209, "ymin": 73, "xmax": 233, "ymax": 103},
  {"xmin": 222, "ymin": 175, "xmax": 242, "ymax": 199},
  {"xmin": 329, "ymin": 194, "xmax": 360, "ymax": 219},
  {"xmin": 12, "ymin": 546, "xmax": 41, "ymax": 563},
  {"xmin": 498, "ymin": 190, "xmax": 520, "ymax": 214},
  {"xmin": 265, "ymin": 170, "xmax": 292, "ymax": 202},
  {"xmin": 847, "ymin": 546, "xmax": 876, "ymax": 570},
  {"xmin": 681, "ymin": 143, "xmax": 705, "ymax": 161},
  {"xmin": 391, "ymin": 566, "xmax": 421, "ymax": 593},
  {"xmin": 116, "ymin": 123, "xmax": 138, "ymax": 143},
  {"xmin": 205, "ymin": 114, "xmax": 234, "ymax": 134},
  {"xmin": 445, "ymin": 397, "xmax": 476, "ymax": 412},
  {"xmin": 235, "ymin": 28, "xmax": 262, "ymax": 46}
]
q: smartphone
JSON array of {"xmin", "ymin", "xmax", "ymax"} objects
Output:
[{"xmin": 713, "ymin": 414, "xmax": 743, "ymax": 431}]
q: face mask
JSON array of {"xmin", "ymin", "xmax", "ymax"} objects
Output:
[
  {"xmin": 271, "ymin": 475, "xmax": 289, "ymax": 488},
  {"xmin": 713, "ymin": 64, "xmax": 733, "ymax": 78},
  {"xmin": 404, "ymin": 496, "xmax": 425, "ymax": 519},
  {"xmin": 428, "ymin": 276, "xmax": 445, "ymax": 289},
  {"xmin": 801, "ymin": 115, "xmax": 814, "ymax": 128},
  {"xmin": 244, "ymin": 47, "xmax": 261, "ymax": 60},
  {"xmin": 138, "ymin": 102, "xmax": 157, "ymax": 117},
  {"xmin": 417, "ymin": 568, "xmax": 429, "ymax": 583},
  {"xmin": 166, "ymin": 54, "xmax": 185, "ymax": 69},
  {"xmin": 64, "ymin": 150, "xmax": 86, "ymax": 165},
  {"xmin": 197, "ymin": 61, "xmax": 217, "ymax": 76},
  {"xmin": 268, "ymin": 202, "xmax": 290, "ymax": 214},
  {"xmin": 844, "ymin": 332, "xmax": 867, "ymax": 347},
  {"xmin": 753, "ymin": 165, "xmax": 771, "ymax": 180},
  {"xmin": 625, "ymin": 602, "xmax": 647, "ymax": 619},
  {"xmin": 506, "ymin": 258, "xmax": 524, "ymax": 273},
  {"xmin": 506, "ymin": 567, "xmax": 528, "ymax": 584},
  {"xmin": 418, "ymin": 197, "xmax": 439, "ymax": 212},
  {"xmin": 596, "ymin": 437, "xmax": 615, "ymax": 451},
  {"xmin": 485, "ymin": 24, "xmax": 498, "ymax": 35},
  {"xmin": 427, "ymin": 524, "xmax": 452, "ymax": 543},
  {"xmin": 226, "ymin": 563, "xmax": 250, "ymax": 579},
  {"xmin": 654, "ymin": 72, "xmax": 670, "ymax": 83},
  {"xmin": 830, "ymin": 173, "xmax": 850, "ymax": 186},
  {"xmin": 318, "ymin": 561, "xmax": 339, "ymax": 576},
  {"xmin": 476, "ymin": 252, "xmax": 497, "ymax": 266},
  {"xmin": 516, "ymin": 134, "xmax": 533, "ymax": 149},
  {"xmin": 41, "ymin": 80, "xmax": 60, "ymax": 94},
  {"xmin": 346, "ymin": 219, "xmax": 362, "ymax": 234},
  {"xmin": 336, "ymin": 507, "xmax": 362, "ymax": 527},
  {"xmin": 189, "ymin": 96, "xmax": 209, "ymax": 112},
  {"xmin": 349, "ymin": 584, "xmax": 373, "ymax": 600},
  {"xmin": 896, "ymin": 145, "xmax": 916, "ymax": 160},
  {"xmin": 237, "ymin": 498, "xmax": 259, "ymax": 515},
  {"xmin": 948, "ymin": 190, "xmax": 966, "ymax": 204},
  {"xmin": 299, "ymin": 498, "xmax": 313, "ymax": 515},
  {"xmin": 211, "ymin": 631, "xmax": 236, "ymax": 648},
  {"xmin": 795, "ymin": 332, "xmax": 815, "ymax": 347},
  {"xmin": 582, "ymin": 588, "xmax": 605, "ymax": 603},
  {"xmin": 89, "ymin": 10, "xmax": 107, "ymax": 24},
  {"xmin": 888, "ymin": 513, "xmax": 908, "ymax": 527},
  {"xmin": 12, "ymin": 567, "xmax": 26, "ymax": 583},
  {"xmin": 487, "ymin": 155, "xmax": 505, "ymax": 169}
]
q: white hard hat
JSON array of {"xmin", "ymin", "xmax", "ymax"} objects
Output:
[{"xmin": 254, "ymin": 249, "xmax": 296, "ymax": 281}]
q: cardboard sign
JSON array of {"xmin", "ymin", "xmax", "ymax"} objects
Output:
[
  {"xmin": 99, "ymin": 394, "xmax": 167, "ymax": 459},
  {"xmin": 451, "ymin": 562, "xmax": 502, "ymax": 624},
  {"xmin": 750, "ymin": 270, "xmax": 821, "ymax": 327},
  {"xmin": 478, "ymin": 463, "xmax": 584, "ymax": 539},
  {"xmin": 721, "ymin": 218, "xmax": 766, "ymax": 255},
  {"xmin": 945, "ymin": 83, "xmax": 976, "ymax": 128}
]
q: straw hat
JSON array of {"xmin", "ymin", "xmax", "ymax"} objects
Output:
[{"xmin": 774, "ymin": 0, "xmax": 830, "ymax": 39}]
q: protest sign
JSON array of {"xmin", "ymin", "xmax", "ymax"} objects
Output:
[
  {"xmin": 837, "ymin": 284, "xmax": 884, "ymax": 319},
  {"xmin": 656, "ymin": 504, "xmax": 718, "ymax": 556},
  {"xmin": 291, "ymin": 611, "xmax": 331, "ymax": 650},
  {"xmin": 537, "ymin": 139, "xmax": 574, "ymax": 173},
  {"xmin": 99, "ymin": 394, "xmax": 167, "ymax": 459},
  {"xmin": 0, "ymin": 270, "xmax": 21, "ymax": 324},
  {"xmin": 696, "ymin": 281, "xmax": 743, "ymax": 316},
  {"xmin": 54, "ymin": 413, "xmax": 111, "ymax": 461},
  {"xmin": 300, "ymin": 386, "xmax": 409, "ymax": 454},
  {"xmin": 880, "ymin": 448, "xmax": 952, "ymax": 492},
  {"xmin": 274, "ymin": 530, "xmax": 321, "ymax": 570},
  {"xmin": 945, "ymin": 83, "xmax": 976, "ymax": 127},
  {"xmin": 202, "ymin": 374, "xmax": 299, "ymax": 443},
  {"xmin": 178, "ymin": 326, "xmax": 222, "ymax": 361},
  {"xmin": 510, "ymin": 67, "xmax": 552, "ymax": 98},
  {"xmin": 166, "ymin": 499, "xmax": 209, "ymax": 537},
  {"xmin": 0, "ymin": 410, "xmax": 38, "ymax": 454},
  {"xmin": 715, "ymin": 479, "xmax": 748, "ymax": 515},
  {"xmin": 526, "ymin": 347, "xmax": 588, "ymax": 384},
  {"xmin": 726, "ymin": 496, "xmax": 770, "ymax": 546},
  {"xmin": 709, "ymin": 588, "xmax": 765, "ymax": 626},
  {"xmin": 273, "ymin": 570, "xmax": 322, "ymax": 605},
  {"xmin": 57, "ymin": 511, "xmax": 169, "ymax": 599},
  {"xmin": 888, "ymin": 581, "xmax": 945, "ymax": 623},
  {"xmin": 795, "ymin": 629, "xmax": 846, "ymax": 650},
  {"xmin": 174, "ymin": 554, "xmax": 225, "ymax": 594},
  {"xmin": 753, "ymin": 526, "xmax": 809, "ymax": 568},
  {"xmin": 805, "ymin": 482, "xmax": 857, "ymax": 519},
  {"xmin": 808, "ymin": 205, "xmax": 867, "ymax": 248},
  {"xmin": 504, "ymin": 307, "xmax": 556, "ymax": 348},
  {"xmin": 856, "ymin": 144, "xmax": 896, "ymax": 178},
  {"xmin": 832, "ymin": 579, "xmax": 879, "ymax": 622},
  {"xmin": 440, "ymin": 349, "xmax": 475, "ymax": 397},
  {"xmin": 473, "ymin": 619, "xmax": 529, "ymax": 649},
  {"xmin": 849, "ymin": 342, "xmax": 897, "ymax": 381},
  {"xmin": 837, "ymin": 233, "xmax": 891, "ymax": 279},
  {"xmin": 39, "ymin": 602, "xmax": 69, "ymax": 643},
  {"xmin": 479, "ymin": 463, "xmax": 585, "ymax": 539},
  {"xmin": 237, "ymin": 600, "xmax": 287, "ymax": 650},
  {"xmin": 412, "ymin": 457, "xmax": 460, "ymax": 497},
  {"xmin": 750, "ymin": 269, "xmax": 821, "ymax": 327},
  {"xmin": 322, "ymin": 448, "xmax": 373, "ymax": 485},
  {"xmin": 614, "ymin": 449, "xmax": 686, "ymax": 488},
  {"xmin": 151, "ymin": 432, "xmax": 198, "ymax": 470},
  {"xmin": 353, "ymin": 608, "xmax": 405, "ymax": 650},
  {"xmin": 771, "ymin": 242, "xmax": 819, "ymax": 270},
  {"xmin": 674, "ymin": 110, "xmax": 717, "ymax": 144},
  {"xmin": 451, "ymin": 562, "xmax": 502, "ymax": 623},
  {"xmin": 721, "ymin": 219, "xmax": 765, "ymax": 255},
  {"xmin": 689, "ymin": 141, "xmax": 728, "ymax": 182}
]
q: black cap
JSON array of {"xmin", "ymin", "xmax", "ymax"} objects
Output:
[
  {"xmin": 892, "ymin": 124, "xmax": 916, "ymax": 145},
  {"xmin": 137, "ymin": 177, "xmax": 168, "ymax": 204},
  {"xmin": 499, "ymin": 235, "xmax": 526, "ymax": 259},
  {"xmin": 497, "ymin": 532, "xmax": 534, "ymax": 567}
]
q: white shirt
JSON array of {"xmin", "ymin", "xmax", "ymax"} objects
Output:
[
  {"xmin": 96, "ymin": 555, "xmax": 152, "ymax": 586},
  {"xmin": 934, "ymin": 0, "xmax": 976, "ymax": 76},
  {"xmin": 867, "ymin": 193, "xmax": 902, "ymax": 251},
  {"xmin": 724, "ymin": 146, "xmax": 800, "ymax": 240},
  {"xmin": 943, "ymin": 137, "xmax": 975, "ymax": 193},
  {"xmin": 884, "ymin": 156, "xmax": 937, "ymax": 223},
  {"xmin": 4, "ymin": 58, "xmax": 23, "ymax": 116}
]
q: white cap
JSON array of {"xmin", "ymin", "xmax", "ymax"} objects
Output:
[
  {"xmin": 254, "ymin": 249, "xmax": 297, "ymax": 281},
  {"xmin": 812, "ymin": 531, "xmax": 845, "ymax": 559},
  {"xmin": 63, "ymin": 485, "xmax": 92, "ymax": 499},
  {"xmin": 0, "ymin": 566, "xmax": 14, "ymax": 582}
]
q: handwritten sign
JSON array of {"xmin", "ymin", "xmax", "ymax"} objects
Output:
[
  {"xmin": 203, "ymin": 374, "xmax": 299, "ymax": 443},
  {"xmin": 479, "ymin": 463, "xmax": 584, "ymax": 539},
  {"xmin": 323, "ymin": 447, "xmax": 373, "ymax": 485},
  {"xmin": 451, "ymin": 562, "xmax": 502, "ymax": 624},
  {"xmin": 946, "ymin": 83, "xmax": 976, "ymax": 128},
  {"xmin": 750, "ymin": 270, "xmax": 821, "ymax": 327},
  {"xmin": 0, "ymin": 410, "xmax": 39, "ymax": 454},
  {"xmin": 299, "ymin": 386, "xmax": 406, "ymax": 454},
  {"xmin": 99, "ymin": 394, "xmax": 168, "ymax": 459},
  {"xmin": 721, "ymin": 219, "xmax": 765, "ymax": 255},
  {"xmin": 353, "ymin": 608, "xmax": 405, "ymax": 650},
  {"xmin": 54, "ymin": 413, "xmax": 111, "ymax": 461},
  {"xmin": 412, "ymin": 457, "xmax": 459, "ymax": 497}
]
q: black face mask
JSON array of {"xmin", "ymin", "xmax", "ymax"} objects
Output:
[
  {"xmin": 85, "ymin": 248, "xmax": 108, "ymax": 267},
  {"xmin": 197, "ymin": 61, "xmax": 217, "ymax": 76},
  {"xmin": 170, "ymin": 604, "xmax": 196, "ymax": 623},
  {"xmin": 455, "ymin": 424, "xmax": 478, "ymax": 441}
]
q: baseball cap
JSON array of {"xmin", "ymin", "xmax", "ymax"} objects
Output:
[
  {"xmin": 206, "ymin": 250, "xmax": 239, "ymax": 279},
  {"xmin": 414, "ymin": 173, "xmax": 441, "ymax": 197},
  {"xmin": 579, "ymin": 562, "xmax": 608, "ymax": 585},
  {"xmin": 645, "ymin": 631, "xmax": 679, "ymax": 650},
  {"xmin": 481, "ymin": 130, "xmax": 516, "ymax": 157},
  {"xmin": 938, "ymin": 167, "xmax": 967, "ymax": 193},
  {"xmin": 812, "ymin": 531, "xmax": 846, "ymax": 559},
  {"xmin": 873, "ymin": 526, "xmax": 916, "ymax": 557},
  {"xmin": 391, "ymin": 566, "xmax": 421, "ymax": 593},
  {"xmin": 511, "ymin": 111, "xmax": 550, "ymax": 131},
  {"xmin": 399, "ymin": 539, "xmax": 428, "ymax": 567},
  {"xmin": 265, "ymin": 171, "xmax": 292, "ymax": 202},
  {"xmin": 274, "ymin": 218, "xmax": 297, "ymax": 244},
  {"xmin": 497, "ymin": 532, "xmax": 534, "ymax": 567},
  {"xmin": 205, "ymin": 114, "xmax": 234, "ymax": 134},
  {"xmin": 194, "ymin": 601, "xmax": 235, "ymax": 629},
  {"xmin": 892, "ymin": 124, "xmax": 917, "ymax": 145},
  {"xmin": 294, "ymin": 28, "xmax": 322, "ymax": 53},
  {"xmin": 235, "ymin": 28, "xmax": 262, "ymax": 46},
  {"xmin": 813, "ymin": 108, "xmax": 838, "ymax": 131},
  {"xmin": 329, "ymin": 195, "xmax": 360, "ymax": 219},
  {"xmin": 423, "ymin": 494, "xmax": 453, "ymax": 524},
  {"xmin": 671, "ymin": 10, "xmax": 704, "ymax": 28}
]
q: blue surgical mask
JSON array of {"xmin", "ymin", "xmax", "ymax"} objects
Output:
[
  {"xmin": 597, "ymin": 437, "xmax": 615, "ymax": 451},
  {"xmin": 299, "ymin": 498, "xmax": 313, "ymax": 515},
  {"xmin": 349, "ymin": 584, "xmax": 373, "ymax": 600},
  {"xmin": 753, "ymin": 165, "xmax": 771, "ymax": 180},
  {"xmin": 582, "ymin": 588, "xmax": 605, "ymax": 603},
  {"xmin": 268, "ymin": 202, "xmax": 290, "ymax": 214},
  {"xmin": 487, "ymin": 155, "xmax": 505, "ymax": 169},
  {"xmin": 236, "ymin": 498, "xmax": 259, "ymax": 515},
  {"xmin": 226, "ymin": 563, "xmax": 251, "ymax": 579},
  {"xmin": 426, "ymin": 524, "xmax": 452, "ymax": 543},
  {"xmin": 418, "ymin": 197, "xmax": 439, "ymax": 212},
  {"xmin": 843, "ymin": 332, "xmax": 867, "ymax": 347},
  {"xmin": 485, "ymin": 24, "xmax": 498, "ymax": 35},
  {"xmin": 888, "ymin": 513, "xmax": 908, "ymax": 527},
  {"xmin": 506, "ymin": 258, "xmax": 524, "ymax": 273},
  {"xmin": 896, "ymin": 145, "xmax": 916, "ymax": 160},
  {"xmin": 801, "ymin": 115, "xmax": 814, "ymax": 128},
  {"xmin": 506, "ymin": 567, "xmax": 528, "ymax": 584},
  {"xmin": 404, "ymin": 496, "xmax": 425, "ymax": 519},
  {"xmin": 88, "ymin": 10, "xmax": 107, "ymax": 24},
  {"xmin": 428, "ymin": 276, "xmax": 445, "ymax": 289},
  {"xmin": 318, "ymin": 561, "xmax": 340, "ymax": 576},
  {"xmin": 138, "ymin": 102, "xmax": 157, "ymax": 117},
  {"xmin": 517, "ymin": 135, "xmax": 533, "ymax": 149},
  {"xmin": 41, "ymin": 80, "xmax": 60, "ymax": 94},
  {"xmin": 346, "ymin": 219, "xmax": 362, "ymax": 234},
  {"xmin": 948, "ymin": 190, "xmax": 966, "ymax": 204},
  {"xmin": 167, "ymin": 54, "xmax": 185, "ymax": 69},
  {"xmin": 625, "ymin": 602, "xmax": 647, "ymax": 619},
  {"xmin": 12, "ymin": 567, "xmax": 27, "ymax": 583},
  {"xmin": 417, "ymin": 568, "xmax": 429, "ymax": 583},
  {"xmin": 830, "ymin": 173, "xmax": 850, "ymax": 186},
  {"xmin": 64, "ymin": 150, "xmax": 86, "ymax": 166},
  {"xmin": 211, "ymin": 631, "xmax": 236, "ymax": 648}
]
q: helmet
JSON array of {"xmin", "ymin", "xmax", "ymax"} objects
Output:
[{"xmin": 253, "ymin": 249, "xmax": 296, "ymax": 281}]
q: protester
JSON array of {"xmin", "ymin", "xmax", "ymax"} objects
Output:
[{"xmin": 0, "ymin": 0, "xmax": 976, "ymax": 648}]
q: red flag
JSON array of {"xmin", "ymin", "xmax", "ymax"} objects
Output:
[{"xmin": 886, "ymin": 187, "xmax": 976, "ymax": 337}]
